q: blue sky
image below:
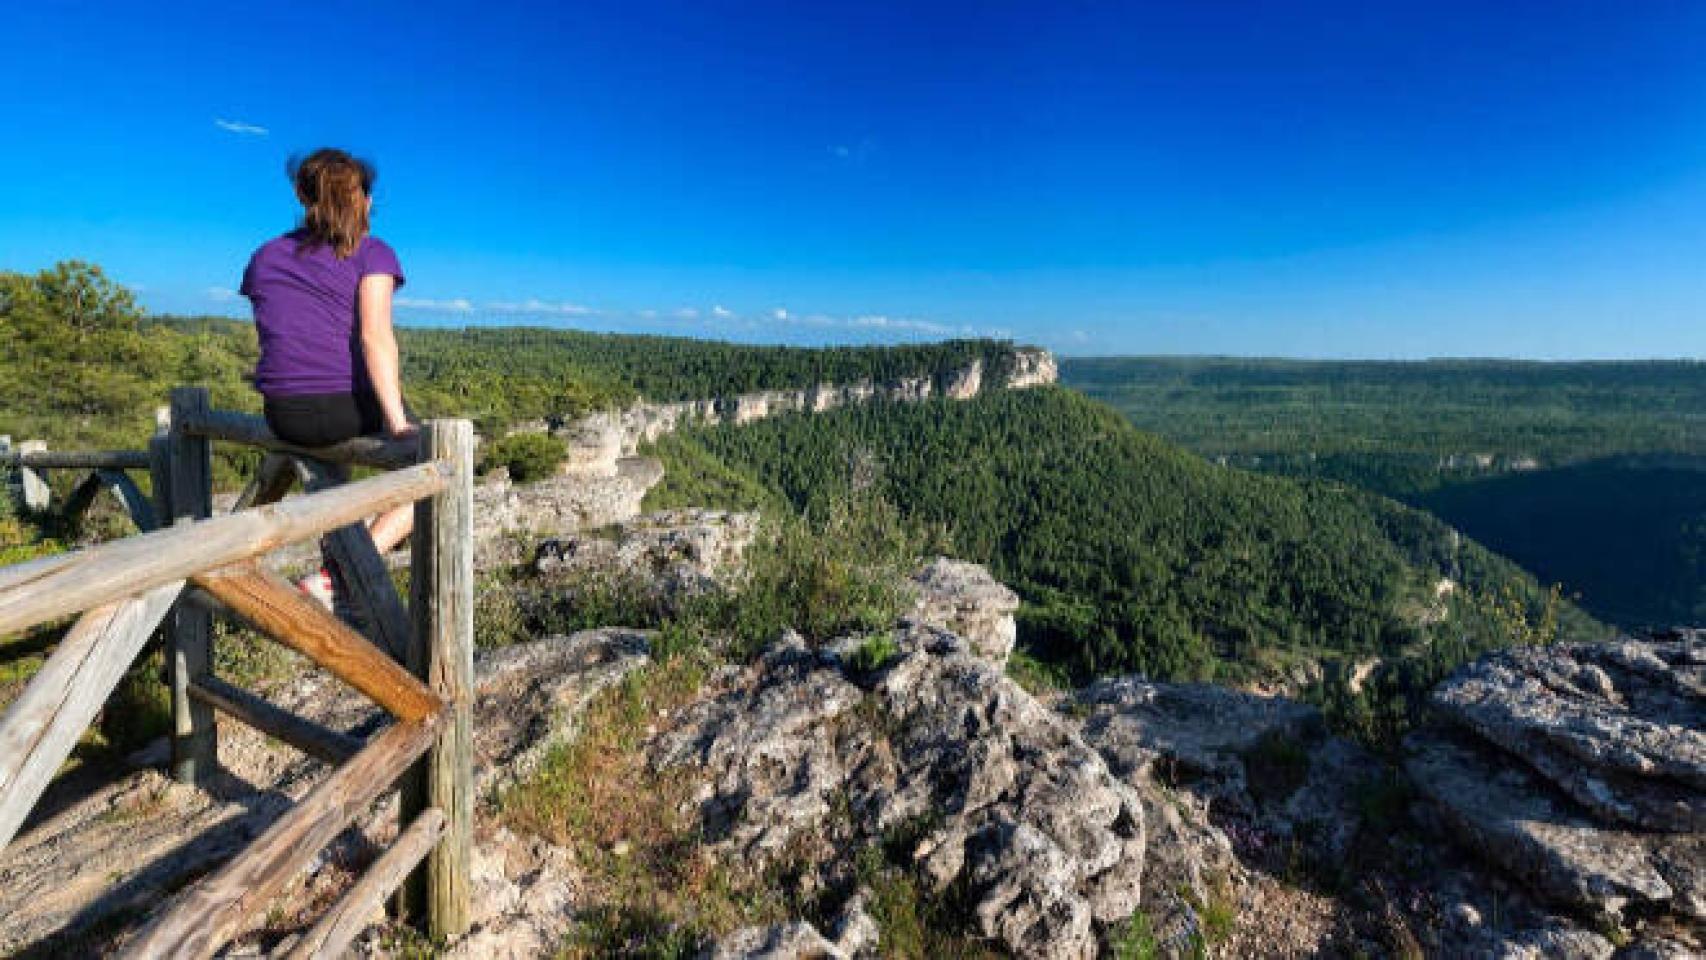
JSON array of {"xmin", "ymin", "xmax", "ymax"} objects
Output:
[{"xmin": 2, "ymin": 1, "xmax": 1703, "ymax": 357}]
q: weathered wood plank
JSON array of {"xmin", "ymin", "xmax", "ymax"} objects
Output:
[
  {"xmin": 192, "ymin": 563, "xmax": 443, "ymax": 723},
  {"xmin": 298, "ymin": 458, "xmax": 415, "ymax": 661},
  {"xmin": 188, "ymin": 675, "xmax": 362, "ymax": 765},
  {"xmin": 0, "ymin": 461, "xmax": 450, "ymax": 636},
  {"xmin": 0, "ymin": 581, "xmax": 183, "ymax": 852},
  {"xmin": 117, "ymin": 717, "xmax": 439, "ymax": 960},
  {"xmin": 281, "ymin": 807, "xmax": 447, "ymax": 960},
  {"xmin": 398, "ymin": 420, "xmax": 475, "ymax": 937},
  {"xmin": 229, "ymin": 453, "xmax": 304, "ymax": 513},
  {"xmin": 148, "ymin": 432, "xmax": 172, "ymax": 532},
  {"xmin": 62, "ymin": 469, "xmax": 158, "ymax": 533},
  {"xmin": 0, "ymin": 449, "xmax": 152, "ymax": 470},
  {"xmin": 168, "ymin": 387, "xmax": 217, "ymax": 785},
  {"xmin": 180, "ymin": 407, "xmax": 419, "ymax": 469}
]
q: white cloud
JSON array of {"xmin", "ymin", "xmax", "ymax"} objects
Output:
[
  {"xmin": 395, "ymin": 296, "xmax": 475, "ymax": 313},
  {"xmin": 772, "ymin": 307, "xmax": 789, "ymax": 321},
  {"xmin": 848, "ymin": 314, "xmax": 956, "ymax": 336},
  {"xmin": 674, "ymin": 307, "xmax": 700, "ymax": 320},
  {"xmin": 829, "ymin": 138, "xmax": 877, "ymax": 163},
  {"xmin": 488, "ymin": 298, "xmax": 591, "ymax": 316},
  {"xmin": 711, "ymin": 305, "xmax": 734, "ymax": 319},
  {"xmin": 206, "ymin": 286, "xmax": 239, "ymax": 302},
  {"xmin": 214, "ymin": 118, "xmax": 269, "ymax": 136}
]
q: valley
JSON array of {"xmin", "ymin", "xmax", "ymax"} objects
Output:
[{"xmin": 1062, "ymin": 356, "xmax": 1706, "ymax": 630}]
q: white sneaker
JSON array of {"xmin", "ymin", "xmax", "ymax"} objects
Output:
[{"xmin": 297, "ymin": 569, "xmax": 335, "ymax": 611}]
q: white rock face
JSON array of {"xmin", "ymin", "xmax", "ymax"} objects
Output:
[
  {"xmin": 943, "ymin": 358, "xmax": 984, "ymax": 399},
  {"xmin": 1006, "ymin": 347, "xmax": 1060, "ymax": 388},
  {"xmin": 540, "ymin": 349, "xmax": 1060, "ymax": 476}
]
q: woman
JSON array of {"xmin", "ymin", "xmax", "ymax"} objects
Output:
[{"xmin": 240, "ymin": 148, "xmax": 415, "ymax": 604}]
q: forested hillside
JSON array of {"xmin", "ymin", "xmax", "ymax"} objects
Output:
[
  {"xmin": 646, "ymin": 387, "xmax": 1605, "ymax": 683},
  {"xmin": 1063, "ymin": 356, "xmax": 1706, "ymax": 494},
  {"xmin": 1062, "ymin": 356, "xmax": 1706, "ymax": 628}
]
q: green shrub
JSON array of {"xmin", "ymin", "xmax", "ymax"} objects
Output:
[
  {"xmin": 473, "ymin": 570, "xmax": 532, "ymax": 649},
  {"xmin": 715, "ymin": 488, "xmax": 923, "ymax": 658},
  {"xmin": 481, "ymin": 432, "xmax": 568, "ymax": 482},
  {"xmin": 1107, "ymin": 911, "xmax": 1163, "ymax": 960},
  {"xmin": 1007, "ymin": 646, "xmax": 1070, "ymax": 695},
  {"xmin": 847, "ymin": 632, "xmax": 899, "ymax": 673}
]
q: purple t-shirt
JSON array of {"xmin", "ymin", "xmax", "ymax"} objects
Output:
[{"xmin": 240, "ymin": 230, "xmax": 405, "ymax": 396}]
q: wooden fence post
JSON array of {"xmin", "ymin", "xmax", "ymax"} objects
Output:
[
  {"xmin": 167, "ymin": 387, "xmax": 217, "ymax": 784},
  {"xmin": 0, "ymin": 436, "xmax": 11, "ymax": 513},
  {"xmin": 399, "ymin": 419, "xmax": 474, "ymax": 937},
  {"xmin": 16, "ymin": 441, "xmax": 50, "ymax": 511}
]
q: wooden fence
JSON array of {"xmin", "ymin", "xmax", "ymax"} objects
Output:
[
  {"xmin": 0, "ymin": 387, "xmax": 475, "ymax": 957},
  {"xmin": 1, "ymin": 433, "xmax": 159, "ymax": 532}
]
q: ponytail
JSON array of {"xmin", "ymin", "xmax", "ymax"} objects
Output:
[{"xmin": 288, "ymin": 148, "xmax": 376, "ymax": 259}]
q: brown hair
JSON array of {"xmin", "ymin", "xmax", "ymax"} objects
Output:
[{"xmin": 288, "ymin": 148, "xmax": 376, "ymax": 259}]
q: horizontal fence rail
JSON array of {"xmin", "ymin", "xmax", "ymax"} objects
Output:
[
  {"xmin": 0, "ymin": 461, "xmax": 449, "ymax": 637},
  {"xmin": 0, "ymin": 388, "xmax": 476, "ymax": 955},
  {"xmin": 178, "ymin": 406, "xmax": 421, "ymax": 469},
  {"xmin": 0, "ymin": 449, "xmax": 153, "ymax": 470}
]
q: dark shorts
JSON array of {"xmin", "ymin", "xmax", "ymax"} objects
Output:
[{"xmin": 263, "ymin": 391, "xmax": 413, "ymax": 448}]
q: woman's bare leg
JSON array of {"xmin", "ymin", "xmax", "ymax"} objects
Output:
[{"xmin": 367, "ymin": 503, "xmax": 415, "ymax": 555}]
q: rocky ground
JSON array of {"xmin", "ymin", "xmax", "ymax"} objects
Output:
[{"xmin": 0, "ymin": 542, "xmax": 1700, "ymax": 957}]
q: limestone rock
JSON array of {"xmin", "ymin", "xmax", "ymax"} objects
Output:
[
  {"xmin": 943, "ymin": 358, "xmax": 984, "ymax": 399},
  {"xmin": 705, "ymin": 893, "xmax": 878, "ymax": 960},
  {"xmin": 1403, "ymin": 728, "xmax": 1694, "ymax": 919},
  {"xmin": 472, "ymin": 457, "xmax": 664, "ymax": 567},
  {"xmin": 1005, "ymin": 348, "xmax": 1060, "ymax": 389},
  {"xmin": 1489, "ymin": 923, "xmax": 1616, "ymax": 960},
  {"xmin": 535, "ymin": 510, "xmax": 758, "ymax": 595},
  {"xmin": 555, "ymin": 413, "xmax": 626, "ymax": 477},
  {"xmin": 704, "ymin": 921, "xmax": 845, "ymax": 959},
  {"xmin": 906, "ymin": 557, "xmax": 1019, "ymax": 667},
  {"xmin": 472, "ymin": 629, "xmax": 652, "ymax": 794},
  {"xmin": 1073, "ymin": 677, "xmax": 1320, "ymax": 791},
  {"xmin": 1070, "ymin": 677, "xmax": 1379, "ymax": 897},
  {"xmin": 1431, "ymin": 636, "xmax": 1705, "ymax": 832},
  {"xmin": 653, "ymin": 625, "xmax": 1145, "ymax": 960}
]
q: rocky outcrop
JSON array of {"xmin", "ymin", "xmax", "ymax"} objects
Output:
[
  {"xmin": 905, "ymin": 557, "xmax": 1019, "ymax": 667},
  {"xmin": 549, "ymin": 348, "xmax": 1058, "ymax": 476},
  {"xmin": 1431, "ymin": 635, "xmax": 1704, "ymax": 832},
  {"xmin": 535, "ymin": 509, "xmax": 758, "ymax": 591},
  {"xmin": 656, "ymin": 624, "xmax": 1146, "ymax": 960},
  {"xmin": 471, "ymin": 458, "xmax": 665, "ymax": 567},
  {"xmin": 1408, "ymin": 632, "xmax": 1705, "ymax": 935},
  {"xmin": 472, "ymin": 629, "xmax": 653, "ymax": 794},
  {"xmin": 1069, "ymin": 678, "xmax": 1380, "ymax": 942},
  {"xmin": 1405, "ymin": 729, "xmax": 1700, "ymax": 921},
  {"xmin": 708, "ymin": 894, "xmax": 879, "ymax": 960},
  {"xmin": 1006, "ymin": 348, "xmax": 1060, "ymax": 389}
]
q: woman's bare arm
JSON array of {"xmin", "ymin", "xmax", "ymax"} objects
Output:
[{"xmin": 357, "ymin": 274, "xmax": 412, "ymax": 435}]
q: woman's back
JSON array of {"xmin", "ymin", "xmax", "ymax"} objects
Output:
[{"xmin": 242, "ymin": 229, "xmax": 404, "ymax": 397}]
